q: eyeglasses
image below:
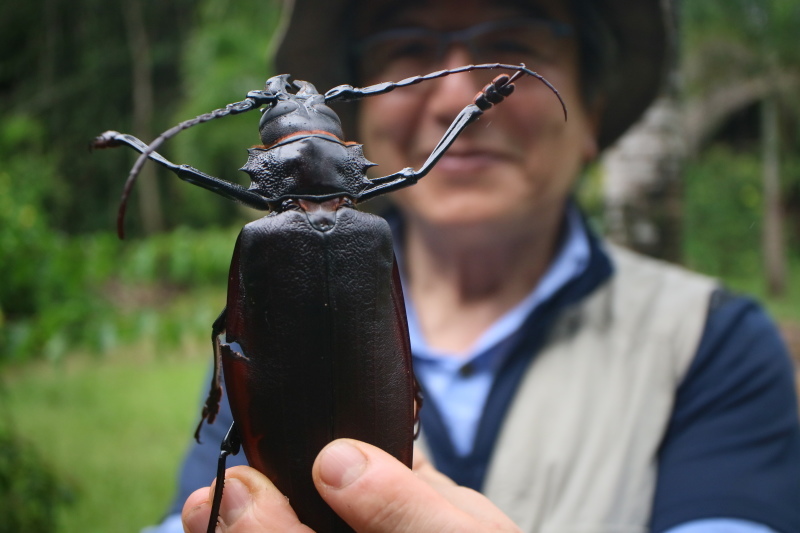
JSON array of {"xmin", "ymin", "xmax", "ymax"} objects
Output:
[{"xmin": 354, "ymin": 18, "xmax": 573, "ymax": 82}]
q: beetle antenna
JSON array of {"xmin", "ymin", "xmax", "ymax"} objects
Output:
[
  {"xmin": 324, "ymin": 63, "xmax": 567, "ymax": 121},
  {"xmin": 117, "ymin": 91, "xmax": 278, "ymax": 238}
]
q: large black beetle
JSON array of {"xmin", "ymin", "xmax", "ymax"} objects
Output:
[{"xmin": 94, "ymin": 63, "xmax": 565, "ymax": 533}]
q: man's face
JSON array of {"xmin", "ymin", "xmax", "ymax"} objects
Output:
[{"xmin": 355, "ymin": 0, "xmax": 600, "ymax": 236}]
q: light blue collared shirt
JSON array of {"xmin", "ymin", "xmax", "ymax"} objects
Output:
[{"xmin": 406, "ymin": 206, "xmax": 590, "ymax": 456}]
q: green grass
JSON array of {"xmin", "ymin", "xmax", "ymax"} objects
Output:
[{"xmin": 1, "ymin": 341, "xmax": 210, "ymax": 532}]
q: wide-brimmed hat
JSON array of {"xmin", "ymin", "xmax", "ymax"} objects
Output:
[{"xmin": 270, "ymin": 0, "xmax": 669, "ymax": 151}]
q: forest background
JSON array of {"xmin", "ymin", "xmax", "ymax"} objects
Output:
[{"xmin": 1, "ymin": 0, "xmax": 799, "ymax": 531}]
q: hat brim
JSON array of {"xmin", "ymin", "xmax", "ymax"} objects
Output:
[{"xmin": 271, "ymin": 0, "xmax": 668, "ymax": 151}]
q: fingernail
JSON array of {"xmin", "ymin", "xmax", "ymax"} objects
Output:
[
  {"xmin": 318, "ymin": 440, "xmax": 368, "ymax": 489},
  {"xmin": 218, "ymin": 477, "xmax": 252, "ymax": 526}
]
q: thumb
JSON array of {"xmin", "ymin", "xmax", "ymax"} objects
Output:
[
  {"xmin": 312, "ymin": 439, "xmax": 479, "ymax": 533},
  {"xmin": 182, "ymin": 465, "xmax": 313, "ymax": 533}
]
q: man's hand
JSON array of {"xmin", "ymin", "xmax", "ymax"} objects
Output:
[{"xmin": 182, "ymin": 438, "xmax": 521, "ymax": 532}]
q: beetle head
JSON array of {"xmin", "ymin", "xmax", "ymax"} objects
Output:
[{"xmin": 258, "ymin": 74, "xmax": 345, "ymax": 146}]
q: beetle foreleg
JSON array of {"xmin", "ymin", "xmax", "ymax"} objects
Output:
[
  {"xmin": 473, "ymin": 72, "xmax": 520, "ymax": 111},
  {"xmin": 358, "ymin": 104, "xmax": 482, "ymax": 201},
  {"xmin": 93, "ymin": 131, "xmax": 270, "ymax": 238},
  {"xmin": 359, "ymin": 72, "xmax": 524, "ymax": 200},
  {"xmin": 413, "ymin": 376, "xmax": 424, "ymax": 439},
  {"xmin": 207, "ymin": 422, "xmax": 242, "ymax": 533},
  {"xmin": 194, "ymin": 308, "xmax": 228, "ymax": 443}
]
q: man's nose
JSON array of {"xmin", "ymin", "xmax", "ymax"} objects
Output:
[{"xmin": 426, "ymin": 45, "xmax": 485, "ymax": 120}]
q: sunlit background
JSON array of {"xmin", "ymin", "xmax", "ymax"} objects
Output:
[{"xmin": 1, "ymin": 0, "xmax": 798, "ymax": 531}]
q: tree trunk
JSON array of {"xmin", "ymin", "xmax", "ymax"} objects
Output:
[
  {"xmin": 122, "ymin": 0, "xmax": 165, "ymax": 235},
  {"xmin": 602, "ymin": 95, "xmax": 685, "ymax": 262},
  {"xmin": 761, "ymin": 94, "xmax": 786, "ymax": 296}
]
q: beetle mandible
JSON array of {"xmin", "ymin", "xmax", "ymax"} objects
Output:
[{"xmin": 94, "ymin": 63, "xmax": 566, "ymax": 533}]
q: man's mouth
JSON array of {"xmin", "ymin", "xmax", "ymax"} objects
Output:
[{"xmin": 432, "ymin": 148, "xmax": 511, "ymax": 174}]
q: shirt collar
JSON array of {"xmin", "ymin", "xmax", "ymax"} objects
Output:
[{"xmin": 399, "ymin": 204, "xmax": 591, "ymax": 364}]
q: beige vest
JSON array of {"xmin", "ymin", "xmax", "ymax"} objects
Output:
[{"xmin": 419, "ymin": 244, "xmax": 718, "ymax": 533}]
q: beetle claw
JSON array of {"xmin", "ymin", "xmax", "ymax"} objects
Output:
[
  {"xmin": 91, "ymin": 130, "xmax": 123, "ymax": 150},
  {"xmin": 473, "ymin": 74, "xmax": 518, "ymax": 110}
]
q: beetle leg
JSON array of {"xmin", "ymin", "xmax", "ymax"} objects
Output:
[
  {"xmin": 93, "ymin": 132, "xmax": 271, "ymax": 208},
  {"xmin": 207, "ymin": 422, "xmax": 241, "ymax": 533},
  {"xmin": 93, "ymin": 131, "xmax": 270, "ymax": 237},
  {"xmin": 357, "ymin": 104, "xmax": 481, "ymax": 202},
  {"xmin": 413, "ymin": 375, "xmax": 424, "ymax": 439},
  {"xmin": 194, "ymin": 308, "xmax": 227, "ymax": 443},
  {"xmin": 359, "ymin": 73, "xmax": 520, "ymax": 200}
]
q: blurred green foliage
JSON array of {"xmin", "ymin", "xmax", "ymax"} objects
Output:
[
  {"xmin": 0, "ymin": 121, "xmax": 242, "ymax": 362},
  {"xmin": 682, "ymin": 144, "xmax": 800, "ymax": 319},
  {"xmin": 680, "ymin": 0, "xmax": 800, "ymax": 302},
  {"xmin": 1, "ymin": 0, "xmax": 196, "ymax": 233},
  {"xmin": 138, "ymin": 0, "xmax": 281, "ymax": 230},
  {"xmin": 0, "ymin": 116, "xmax": 60, "ymax": 316},
  {"xmin": 0, "ymin": 423, "xmax": 75, "ymax": 532},
  {"xmin": 683, "ymin": 147, "xmax": 766, "ymax": 277},
  {"xmin": 682, "ymin": 0, "xmax": 800, "ymax": 69},
  {"xmin": 0, "ymin": 223, "xmax": 237, "ymax": 364},
  {"xmin": 1, "ymin": 0, "xmax": 279, "ymax": 364},
  {"xmin": 0, "ymin": 111, "xmax": 238, "ymax": 364}
]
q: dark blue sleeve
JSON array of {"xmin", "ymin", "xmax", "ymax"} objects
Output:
[
  {"xmin": 650, "ymin": 293, "xmax": 800, "ymax": 533},
  {"xmin": 165, "ymin": 373, "xmax": 249, "ymax": 517}
]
